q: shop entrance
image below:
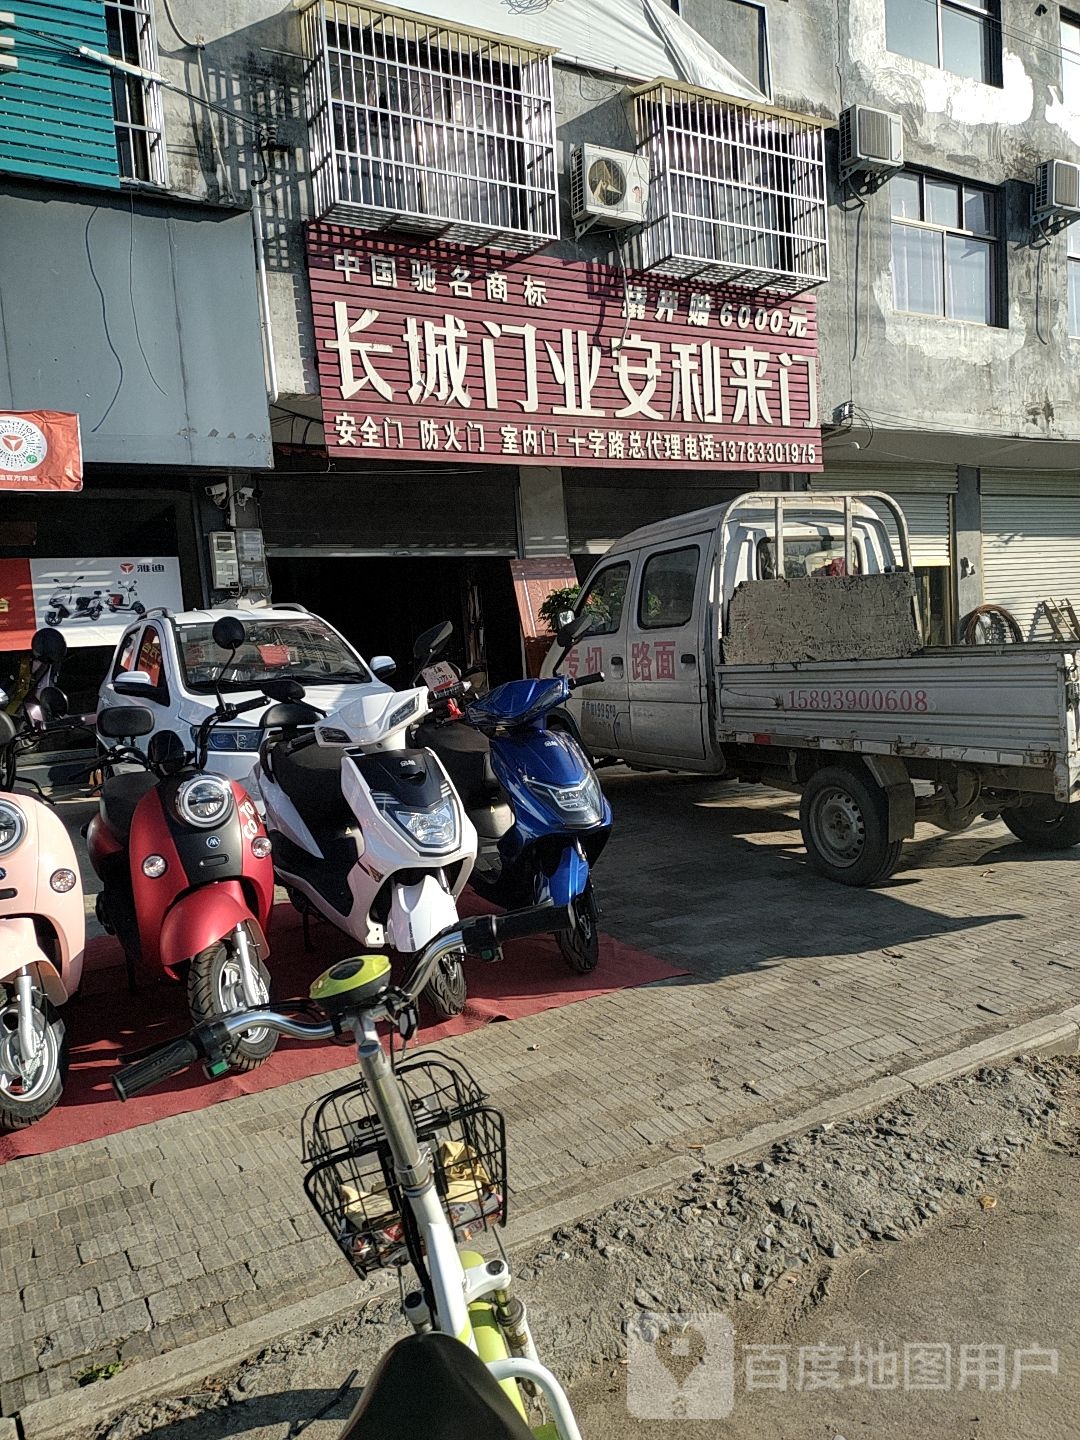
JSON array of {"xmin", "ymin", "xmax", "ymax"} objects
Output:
[{"xmin": 267, "ymin": 555, "xmax": 524, "ymax": 687}]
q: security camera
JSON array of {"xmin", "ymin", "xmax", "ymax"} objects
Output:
[
  {"xmin": 206, "ymin": 482, "xmax": 228, "ymax": 506},
  {"xmin": 235, "ymin": 485, "xmax": 255, "ymax": 505}
]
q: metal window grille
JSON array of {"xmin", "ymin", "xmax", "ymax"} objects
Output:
[
  {"xmin": 105, "ymin": 0, "xmax": 167, "ymax": 185},
  {"xmin": 302, "ymin": 1, "xmax": 558, "ymax": 251},
  {"xmin": 633, "ymin": 82, "xmax": 828, "ymax": 297}
]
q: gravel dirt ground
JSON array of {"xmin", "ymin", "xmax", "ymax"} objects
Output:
[{"xmin": 82, "ymin": 1054, "xmax": 1079, "ymax": 1440}]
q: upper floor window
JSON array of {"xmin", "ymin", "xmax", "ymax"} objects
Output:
[
  {"xmin": 885, "ymin": 0, "xmax": 1001, "ymax": 85},
  {"xmin": 1069, "ymin": 222, "xmax": 1080, "ymax": 337},
  {"xmin": 1063, "ymin": 13, "xmax": 1080, "ymax": 109},
  {"xmin": 633, "ymin": 82, "xmax": 828, "ymax": 296},
  {"xmin": 106, "ymin": 0, "xmax": 167, "ymax": 184},
  {"xmin": 890, "ymin": 171, "xmax": 1000, "ymax": 325},
  {"xmin": 302, "ymin": 2, "xmax": 557, "ymax": 251}
]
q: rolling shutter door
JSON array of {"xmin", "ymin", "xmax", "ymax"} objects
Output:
[
  {"xmin": 980, "ymin": 473, "xmax": 1080, "ymax": 638},
  {"xmin": 811, "ymin": 466, "xmax": 956, "ymax": 566}
]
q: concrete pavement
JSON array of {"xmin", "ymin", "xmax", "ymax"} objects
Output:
[{"xmin": 2, "ymin": 770, "xmax": 1079, "ymax": 1416}]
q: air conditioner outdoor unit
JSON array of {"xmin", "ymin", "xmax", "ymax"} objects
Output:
[
  {"xmin": 838, "ymin": 104, "xmax": 904, "ymax": 178},
  {"xmin": 1034, "ymin": 159, "xmax": 1080, "ymax": 217},
  {"xmin": 570, "ymin": 145, "xmax": 650, "ymax": 231}
]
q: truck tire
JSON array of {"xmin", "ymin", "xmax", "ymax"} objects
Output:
[
  {"xmin": 800, "ymin": 765, "xmax": 904, "ymax": 887},
  {"xmin": 1002, "ymin": 798, "xmax": 1080, "ymax": 849}
]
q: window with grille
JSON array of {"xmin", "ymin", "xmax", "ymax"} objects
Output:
[
  {"xmin": 105, "ymin": 0, "xmax": 167, "ymax": 184},
  {"xmin": 885, "ymin": 0, "xmax": 1002, "ymax": 86},
  {"xmin": 1063, "ymin": 13, "xmax": 1080, "ymax": 110},
  {"xmin": 890, "ymin": 171, "xmax": 1001, "ymax": 325},
  {"xmin": 633, "ymin": 82, "xmax": 828, "ymax": 297},
  {"xmin": 302, "ymin": 1, "xmax": 558, "ymax": 251}
]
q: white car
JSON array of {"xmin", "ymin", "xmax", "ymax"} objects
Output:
[{"xmin": 96, "ymin": 605, "xmax": 397, "ymax": 784}]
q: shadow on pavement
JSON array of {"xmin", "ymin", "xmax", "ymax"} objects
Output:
[{"xmin": 129, "ymin": 1385, "xmax": 359, "ymax": 1440}]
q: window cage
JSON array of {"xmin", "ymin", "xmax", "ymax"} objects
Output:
[
  {"xmin": 302, "ymin": 0, "xmax": 558, "ymax": 251},
  {"xmin": 106, "ymin": 0, "xmax": 167, "ymax": 186},
  {"xmin": 633, "ymin": 82, "xmax": 828, "ymax": 297}
]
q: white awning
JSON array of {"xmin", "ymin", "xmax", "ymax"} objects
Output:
[{"xmin": 381, "ymin": 0, "xmax": 766, "ymax": 100}]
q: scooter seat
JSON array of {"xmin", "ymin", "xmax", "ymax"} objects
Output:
[
  {"xmin": 99, "ymin": 771, "xmax": 159, "ymax": 842},
  {"xmin": 271, "ymin": 740, "xmax": 353, "ymax": 829},
  {"xmin": 338, "ymin": 1332, "xmax": 533, "ymax": 1440},
  {"xmin": 415, "ymin": 721, "xmax": 501, "ymax": 811}
]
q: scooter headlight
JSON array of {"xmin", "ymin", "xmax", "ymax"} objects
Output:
[
  {"xmin": 523, "ymin": 772, "xmax": 604, "ymax": 827},
  {"xmin": 175, "ymin": 775, "xmax": 232, "ymax": 828},
  {"xmin": 0, "ymin": 800, "xmax": 26, "ymax": 855},
  {"xmin": 382, "ymin": 796, "xmax": 458, "ymax": 852}
]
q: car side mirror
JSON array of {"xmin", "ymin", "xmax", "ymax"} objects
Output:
[
  {"xmin": 371, "ymin": 656, "xmax": 396, "ymax": 680},
  {"xmin": 557, "ymin": 612, "xmax": 595, "ymax": 649},
  {"xmin": 114, "ymin": 670, "xmax": 156, "ymax": 697}
]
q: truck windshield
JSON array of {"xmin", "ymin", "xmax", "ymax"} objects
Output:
[
  {"xmin": 757, "ymin": 535, "xmax": 864, "ymax": 579},
  {"xmin": 178, "ymin": 619, "xmax": 371, "ymax": 693}
]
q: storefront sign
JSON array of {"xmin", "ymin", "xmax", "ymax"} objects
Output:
[
  {"xmin": 0, "ymin": 557, "xmax": 183, "ymax": 650},
  {"xmin": 0, "ymin": 411, "xmax": 83, "ymax": 492},
  {"xmin": 308, "ymin": 228, "xmax": 822, "ymax": 472}
]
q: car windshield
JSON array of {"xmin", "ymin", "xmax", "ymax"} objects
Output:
[
  {"xmin": 757, "ymin": 534, "xmax": 865, "ymax": 579},
  {"xmin": 177, "ymin": 619, "xmax": 371, "ymax": 693}
]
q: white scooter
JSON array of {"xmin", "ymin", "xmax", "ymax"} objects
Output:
[{"xmin": 251, "ymin": 622, "xmax": 478, "ymax": 1020}]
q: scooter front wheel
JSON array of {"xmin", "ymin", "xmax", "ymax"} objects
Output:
[
  {"xmin": 0, "ymin": 992, "xmax": 68, "ymax": 1129},
  {"xmin": 558, "ymin": 885, "xmax": 600, "ymax": 974},
  {"xmin": 423, "ymin": 949, "xmax": 467, "ymax": 1021},
  {"xmin": 187, "ymin": 941, "xmax": 278, "ymax": 1071}
]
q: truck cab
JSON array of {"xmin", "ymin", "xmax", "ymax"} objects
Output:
[{"xmin": 543, "ymin": 493, "xmax": 904, "ymax": 771}]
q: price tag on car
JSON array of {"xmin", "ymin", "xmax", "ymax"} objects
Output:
[{"xmin": 422, "ymin": 662, "xmax": 458, "ymax": 694}]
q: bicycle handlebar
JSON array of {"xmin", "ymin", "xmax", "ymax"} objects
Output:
[{"xmin": 112, "ymin": 905, "xmax": 573, "ymax": 1100}]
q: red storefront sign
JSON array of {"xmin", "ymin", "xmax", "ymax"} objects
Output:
[
  {"xmin": 307, "ymin": 226, "xmax": 822, "ymax": 472},
  {"xmin": 0, "ymin": 411, "xmax": 83, "ymax": 492}
]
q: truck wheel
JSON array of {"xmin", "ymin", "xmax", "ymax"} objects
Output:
[
  {"xmin": 1002, "ymin": 798, "xmax": 1080, "ymax": 849},
  {"xmin": 800, "ymin": 766, "xmax": 904, "ymax": 887},
  {"xmin": 187, "ymin": 940, "xmax": 278, "ymax": 1071}
]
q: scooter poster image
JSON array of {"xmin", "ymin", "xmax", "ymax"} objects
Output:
[{"xmin": 28, "ymin": 558, "xmax": 183, "ymax": 647}]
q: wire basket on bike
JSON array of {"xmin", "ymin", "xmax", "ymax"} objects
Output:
[{"xmin": 301, "ymin": 1053, "xmax": 508, "ymax": 1278}]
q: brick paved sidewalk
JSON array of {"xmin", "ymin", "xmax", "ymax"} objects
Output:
[{"xmin": 3, "ymin": 771, "xmax": 1078, "ymax": 1415}]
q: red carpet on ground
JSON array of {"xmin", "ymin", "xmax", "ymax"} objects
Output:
[{"xmin": 1, "ymin": 896, "xmax": 684, "ymax": 1162}]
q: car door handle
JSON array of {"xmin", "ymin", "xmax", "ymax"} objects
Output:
[{"xmin": 680, "ymin": 653, "xmax": 696, "ymax": 665}]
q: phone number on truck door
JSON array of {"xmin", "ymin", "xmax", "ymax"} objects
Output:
[{"xmin": 784, "ymin": 687, "xmax": 931, "ymax": 713}]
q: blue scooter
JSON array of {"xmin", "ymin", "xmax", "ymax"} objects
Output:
[{"xmin": 413, "ymin": 618, "xmax": 610, "ymax": 972}]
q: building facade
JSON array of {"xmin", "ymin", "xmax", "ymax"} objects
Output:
[{"xmin": 3, "ymin": 0, "xmax": 1080, "ymax": 683}]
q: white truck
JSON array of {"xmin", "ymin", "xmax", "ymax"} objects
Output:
[{"xmin": 545, "ymin": 491, "xmax": 1080, "ymax": 886}]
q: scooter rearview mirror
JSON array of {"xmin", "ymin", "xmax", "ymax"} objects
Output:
[
  {"xmin": 38, "ymin": 686, "xmax": 68, "ymax": 721},
  {"xmin": 261, "ymin": 677, "xmax": 305, "ymax": 703},
  {"xmin": 412, "ymin": 621, "xmax": 453, "ymax": 665}
]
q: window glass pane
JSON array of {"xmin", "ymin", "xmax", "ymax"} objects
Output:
[
  {"xmin": 962, "ymin": 187, "xmax": 994, "ymax": 235},
  {"xmin": 945, "ymin": 234, "xmax": 993, "ymax": 322},
  {"xmin": 892, "ymin": 223, "xmax": 944, "ymax": 314},
  {"xmin": 638, "ymin": 547, "xmax": 700, "ymax": 630},
  {"xmin": 1069, "ymin": 259, "xmax": 1080, "ymax": 337},
  {"xmin": 891, "ymin": 171, "xmax": 922, "ymax": 219},
  {"xmin": 925, "ymin": 179, "xmax": 960, "ymax": 229},
  {"xmin": 885, "ymin": 0, "xmax": 939, "ymax": 64},
  {"xmin": 578, "ymin": 563, "xmax": 630, "ymax": 638},
  {"xmin": 1064, "ymin": 18, "xmax": 1080, "ymax": 108},
  {"xmin": 941, "ymin": 4, "xmax": 996, "ymax": 82},
  {"xmin": 1069, "ymin": 220, "xmax": 1080, "ymax": 259}
]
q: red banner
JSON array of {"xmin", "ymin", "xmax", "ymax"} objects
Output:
[
  {"xmin": 0, "ymin": 411, "xmax": 83, "ymax": 492},
  {"xmin": 308, "ymin": 227, "xmax": 821, "ymax": 472}
]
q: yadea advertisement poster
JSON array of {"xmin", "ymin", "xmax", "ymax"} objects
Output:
[{"xmin": 30, "ymin": 558, "xmax": 183, "ymax": 648}]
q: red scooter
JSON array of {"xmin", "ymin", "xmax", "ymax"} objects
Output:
[{"xmin": 86, "ymin": 621, "xmax": 281, "ymax": 1071}]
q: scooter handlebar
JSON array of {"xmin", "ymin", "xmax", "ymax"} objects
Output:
[
  {"xmin": 459, "ymin": 904, "xmax": 573, "ymax": 951},
  {"xmin": 113, "ymin": 1035, "xmax": 203, "ymax": 1100},
  {"xmin": 568, "ymin": 672, "xmax": 604, "ymax": 689}
]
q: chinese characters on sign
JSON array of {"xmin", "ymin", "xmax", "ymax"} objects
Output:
[{"xmin": 308, "ymin": 229, "xmax": 822, "ymax": 472}]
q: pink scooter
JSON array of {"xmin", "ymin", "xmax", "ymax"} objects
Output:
[{"xmin": 0, "ymin": 628, "xmax": 85, "ymax": 1129}]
